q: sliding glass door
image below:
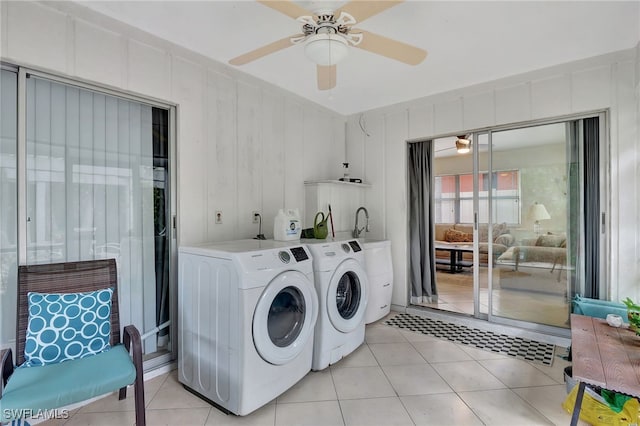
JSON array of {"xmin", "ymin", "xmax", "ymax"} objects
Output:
[
  {"xmin": 0, "ymin": 68, "xmax": 175, "ymax": 366},
  {"xmin": 485, "ymin": 123, "xmax": 574, "ymax": 329},
  {"xmin": 427, "ymin": 115, "xmax": 605, "ymax": 334},
  {"xmin": 0, "ymin": 68, "xmax": 18, "ymax": 348}
]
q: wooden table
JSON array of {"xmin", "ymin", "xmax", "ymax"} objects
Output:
[
  {"xmin": 570, "ymin": 313, "xmax": 640, "ymax": 425},
  {"xmin": 434, "ymin": 243, "xmax": 473, "ymax": 273}
]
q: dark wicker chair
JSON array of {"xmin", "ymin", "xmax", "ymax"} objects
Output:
[{"xmin": 0, "ymin": 259, "xmax": 145, "ymax": 425}]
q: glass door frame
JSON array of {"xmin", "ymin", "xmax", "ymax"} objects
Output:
[
  {"xmin": 471, "ymin": 130, "xmax": 488, "ymax": 322},
  {"xmin": 14, "ymin": 66, "xmax": 178, "ymax": 370},
  {"xmin": 468, "ymin": 112, "xmax": 608, "ymax": 337}
]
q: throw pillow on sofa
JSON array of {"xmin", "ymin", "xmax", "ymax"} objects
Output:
[
  {"xmin": 535, "ymin": 233, "xmax": 566, "ymax": 247},
  {"xmin": 444, "ymin": 228, "xmax": 473, "ymax": 243},
  {"xmin": 494, "ymin": 233, "xmax": 515, "ymax": 247},
  {"xmin": 478, "ymin": 223, "xmax": 509, "ymax": 242}
]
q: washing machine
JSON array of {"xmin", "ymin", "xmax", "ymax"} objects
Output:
[
  {"xmin": 304, "ymin": 239, "xmax": 368, "ymax": 370},
  {"xmin": 178, "ymin": 239, "xmax": 318, "ymax": 416}
]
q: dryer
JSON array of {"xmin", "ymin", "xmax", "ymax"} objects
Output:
[
  {"xmin": 178, "ymin": 240, "xmax": 318, "ymax": 416},
  {"xmin": 304, "ymin": 239, "xmax": 368, "ymax": 370}
]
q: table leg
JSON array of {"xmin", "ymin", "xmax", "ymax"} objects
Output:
[
  {"xmin": 457, "ymin": 250, "xmax": 464, "ymax": 271},
  {"xmin": 449, "ymin": 250, "xmax": 456, "ymax": 272},
  {"xmin": 570, "ymin": 381, "xmax": 586, "ymax": 426}
]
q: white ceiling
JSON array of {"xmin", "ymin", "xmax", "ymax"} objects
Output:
[{"xmin": 78, "ymin": 1, "xmax": 639, "ymax": 116}]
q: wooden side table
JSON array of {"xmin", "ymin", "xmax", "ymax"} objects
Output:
[{"xmin": 570, "ymin": 314, "xmax": 640, "ymax": 425}]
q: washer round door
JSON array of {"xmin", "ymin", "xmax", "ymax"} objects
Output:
[
  {"xmin": 327, "ymin": 259, "xmax": 368, "ymax": 333},
  {"xmin": 253, "ymin": 270, "xmax": 319, "ymax": 365}
]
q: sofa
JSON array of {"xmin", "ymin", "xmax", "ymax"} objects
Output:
[
  {"xmin": 496, "ymin": 233, "xmax": 567, "ymax": 272},
  {"xmin": 495, "ymin": 233, "xmax": 568, "ymax": 296},
  {"xmin": 434, "ymin": 223, "xmax": 515, "ymax": 266}
]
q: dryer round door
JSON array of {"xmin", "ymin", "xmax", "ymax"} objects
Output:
[
  {"xmin": 253, "ymin": 270, "xmax": 318, "ymax": 365},
  {"xmin": 327, "ymin": 259, "xmax": 368, "ymax": 333}
]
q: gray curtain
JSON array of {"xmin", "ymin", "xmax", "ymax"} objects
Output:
[
  {"xmin": 567, "ymin": 117, "xmax": 600, "ymax": 300},
  {"xmin": 582, "ymin": 117, "xmax": 600, "ymax": 298},
  {"xmin": 408, "ymin": 141, "xmax": 437, "ymax": 303}
]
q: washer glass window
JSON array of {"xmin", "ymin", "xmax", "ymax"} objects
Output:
[
  {"xmin": 268, "ymin": 286, "xmax": 306, "ymax": 347},
  {"xmin": 336, "ymin": 272, "xmax": 361, "ymax": 320}
]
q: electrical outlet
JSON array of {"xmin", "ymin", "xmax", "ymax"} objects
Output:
[
  {"xmin": 252, "ymin": 211, "xmax": 260, "ymax": 224},
  {"xmin": 215, "ymin": 211, "xmax": 223, "ymax": 224}
]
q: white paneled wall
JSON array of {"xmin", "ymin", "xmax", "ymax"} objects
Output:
[
  {"xmin": 348, "ymin": 50, "xmax": 639, "ymax": 308},
  {"xmin": 261, "ymin": 89, "xmax": 286, "ymax": 236},
  {"xmin": 463, "ymin": 91, "xmax": 494, "ymax": 130},
  {"xmin": 5, "ymin": 2, "xmax": 68, "ymax": 72},
  {"xmin": 128, "ymin": 39, "xmax": 172, "ymax": 101},
  {"xmin": 610, "ymin": 60, "xmax": 638, "ymax": 303},
  {"xmin": 408, "ymin": 104, "xmax": 434, "ymax": 141},
  {"xmin": 283, "ymin": 100, "xmax": 306, "ymax": 212},
  {"xmin": 1, "ymin": 1, "xmax": 345, "ymax": 244},
  {"xmin": 206, "ymin": 71, "xmax": 238, "ymax": 242},
  {"xmin": 362, "ymin": 113, "xmax": 385, "ymax": 241},
  {"xmin": 75, "ymin": 19, "xmax": 125, "ymax": 88},
  {"xmin": 530, "ymin": 75, "xmax": 571, "ymax": 119},
  {"xmin": 384, "ymin": 110, "xmax": 409, "ymax": 307},
  {"xmin": 495, "ymin": 83, "xmax": 531, "ymax": 125},
  {"xmin": 434, "ymin": 98, "xmax": 463, "ymax": 135}
]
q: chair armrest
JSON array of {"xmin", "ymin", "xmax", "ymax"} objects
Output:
[
  {"xmin": 123, "ymin": 325, "xmax": 144, "ymax": 375},
  {"xmin": 1, "ymin": 348, "xmax": 14, "ymax": 398}
]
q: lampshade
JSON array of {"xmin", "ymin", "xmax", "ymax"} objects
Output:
[
  {"xmin": 304, "ymin": 34, "xmax": 349, "ymax": 66},
  {"xmin": 528, "ymin": 203, "xmax": 551, "ymax": 222},
  {"xmin": 456, "ymin": 137, "xmax": 470, "ymax": 154}
]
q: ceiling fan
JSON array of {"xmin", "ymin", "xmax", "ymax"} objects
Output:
[
  {"xmin": 435, "ymin": 135, "xmax": 489, "ymax": 156},
  {"xmin": 228, "ymin": 1, "xmax": 427, "ymax": 90}
]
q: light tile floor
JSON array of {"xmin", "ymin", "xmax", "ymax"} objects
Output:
[{"xmin": 40, "ymin": 315, "xmax": 583, "ymax": 426}]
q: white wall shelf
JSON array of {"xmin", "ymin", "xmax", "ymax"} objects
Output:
[{"xmin": 304, "ymin": 180, "xmax": 370, "ymax": 233}]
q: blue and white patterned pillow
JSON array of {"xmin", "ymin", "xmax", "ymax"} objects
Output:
[{"xmin": 24, "ymin": 288, "xmax": 113, "ymax": 366}]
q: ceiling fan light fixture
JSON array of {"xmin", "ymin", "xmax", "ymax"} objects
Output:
[
  {"xmin": 304, "ymin": 33, "xmax": 349, "ymax": 66},
  {"xmin": 456, "ymin": 136, "xmax": 471, "ymax": 154}
]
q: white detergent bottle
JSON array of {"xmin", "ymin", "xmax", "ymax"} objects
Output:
[{"xmin": 273, "ymin": 208, "xmax": 301, "ymax": 241}]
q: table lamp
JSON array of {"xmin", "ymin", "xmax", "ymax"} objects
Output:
[{"xmin": 528, "ymin": 202, "xmax": 550, "ymax": 234}]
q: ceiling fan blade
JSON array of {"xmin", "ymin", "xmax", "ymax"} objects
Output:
[
  {"xmin": 257, "ymin": 0, "xmax": 312, "ymax": 20},
  {"xmin": 352, "ymin": 29, "xmax": 427, "ymax": 65},
  {"xmin": 339, "ymin": 0, "xmax": 403, "ymax": 23},
  {"xmin": 229, "ymin": 35, "xmax": 302, "ymax": 66},
  {"xmin": 317, "ymin": 65, "xmax": 336, "ymax": 91},
  {"xmin": 435, "ymin": 147, "xmax": 455, "ymax": 153}
]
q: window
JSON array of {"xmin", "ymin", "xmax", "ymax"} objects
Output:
[{"xmin": 434, "ymin": 170, "xmax": 520, "ymax": 224}]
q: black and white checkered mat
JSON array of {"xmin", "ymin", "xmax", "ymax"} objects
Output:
[{"xmin": 385, "ymin": 313, "xmax": 555, "ymax": 366}]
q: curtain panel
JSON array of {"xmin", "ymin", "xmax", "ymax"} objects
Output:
[{"xmin": 408, "ymin": 141, "xmax": 437, "ymax": 303}]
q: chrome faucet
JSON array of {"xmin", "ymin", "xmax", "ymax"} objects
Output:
[{"xmin": 352, "ymin": 207, "xmax": 370, "ymax": 238}]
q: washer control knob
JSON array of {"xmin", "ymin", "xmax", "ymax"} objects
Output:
[
  {"xmin": 342, "ymin": 243, "xmax": 351, "ymax": 253},
  {"xmin": 278, "ymin": 251, "xmax": 291, "ymax": 263}
]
